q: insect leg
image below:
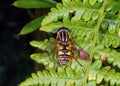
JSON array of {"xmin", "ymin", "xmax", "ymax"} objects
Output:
[
  {"xmin": 71, "ymin": 39, "xmax": 82, "ymax": 58},
  {"xmin": 54, "ymin": 49, "xmax": 59, "ymax": 72},
  {"xmin": 71, "ymin": 47, "xmax": 83, "ymax": 66},
  {"xmin": 72, "ymin": 47, "xmax": 80, "ymax": 58}
]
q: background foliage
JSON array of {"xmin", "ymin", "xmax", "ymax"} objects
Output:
[
  {"xmin": 0, "ymin": 0, "xmax": 58, "ymax": 86},
  {"xmin": 0, "ymin": 0, "xmax": 35, "ymax": 86},
  {"xmin": 13, "ymin": 0, "xmax": 120, "ymax": 86}
]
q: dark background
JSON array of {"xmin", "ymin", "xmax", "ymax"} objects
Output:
[
  {"xmin": 0, "ymin": 0, "xmax": 61, "ymax": 86},
  {"xmin": 0, "ymin": 0, "xmax": 35, "ymax": 86}
]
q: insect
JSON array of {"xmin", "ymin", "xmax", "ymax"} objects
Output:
[{"xmin": 54, "ymin": 27, "xmax": 84, "ymax": 67}]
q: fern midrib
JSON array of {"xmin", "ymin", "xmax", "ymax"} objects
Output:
[
  {"xmin": 32, "ymin": 76, "xmax": 82, "ymax": 82},
  {"xmin": 90, "ymin": 0, "xmax": 108, "ymax": 59},
  {"xmin": 81, "ymin": 0, "xmax": 108, "ymax": 86},
  {"xmin": 20, "ymin": 76, "xmax": 83, "ymax": 86}
]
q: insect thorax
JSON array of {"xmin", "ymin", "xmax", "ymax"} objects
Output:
[{"xmin": 56, "ymin": 28, "xmax": 70, "ymax": 42}]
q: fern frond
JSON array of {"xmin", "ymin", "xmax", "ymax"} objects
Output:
[
  {"xmin": 40, "ymin": 0, "xmax": 120, "ymax": 32},
  {"xmin": 19, "ymin": 61, "xmax": 88, "ymax": 86},
  {"xmin": 20, "ymin": 0, "xmax": 120, "ymax": 86},
  {"xmin": 40, "ymin": 0, "xmax": 100, "ymax": 32},
  {"xmin": 102, "ymin": 33, "xmax": 120, "ymax": 48},
  {"xmin": 30, "ymin": 37, "xmax": 55, "ymax": 53},
  {"xmin": 89, "ymin": 60, "xmax": 120, "ymax": 85},
  {"xmin": 94, "ymin": 45, "xmax": 120, "ymax": 68},
  {"xmin": 94, "ymin": 68, "xmax": 120, "ymax": 86},
  {"xmin": 31, "ymin": 53, "xmax": 55, "ymax": 68}
]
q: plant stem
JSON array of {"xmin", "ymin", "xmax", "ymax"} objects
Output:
[{"xmin": 82, "ymin": 0, "xmax": 108, "ymax": 86}]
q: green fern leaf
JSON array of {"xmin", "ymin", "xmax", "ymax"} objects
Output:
[
  {"xmin": 96, "ymin": 68, "xmax": 120, "ymax": 85},
  {"xmin": 19, "ymin": 61, "xmax": 88, "ymax": 86},
  {"xmin": 31, "ymin": 53, "xmax": 56, "ymax": 69},
  {"xmin": 89, "ymin": 0, "xmax": 97, "ymax": 6},
  {"xmin": 30, "ymin": 38, "xmax": 55, "ymax": 53}
]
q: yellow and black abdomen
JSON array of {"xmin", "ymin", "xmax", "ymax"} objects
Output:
[{"xmin": 57, "ymin": 43, "xmax": 72, "ymax": 66}]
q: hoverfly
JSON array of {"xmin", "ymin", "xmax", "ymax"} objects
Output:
[{"xmin": 54, "ymin": 27, "xmax": 88, "ymax": 67}]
